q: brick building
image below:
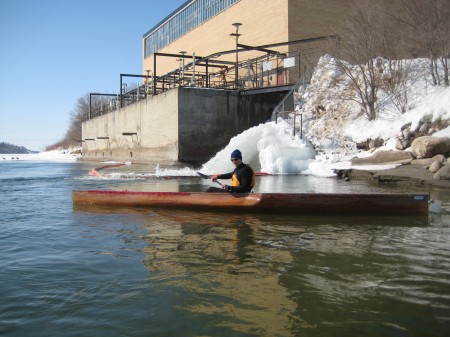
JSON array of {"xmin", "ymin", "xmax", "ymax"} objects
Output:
[{"xmin": 142, "ymin": 0, "xmax": 353, "ymax": 91}]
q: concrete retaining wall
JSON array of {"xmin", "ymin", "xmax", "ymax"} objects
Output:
[{"xmin": 82, "ymin": 87, "xmax": 288, "ymax": 164}]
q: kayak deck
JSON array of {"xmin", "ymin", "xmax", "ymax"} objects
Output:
[{"xmin": 72, "ymin": 190, "xmax": 429, "ymax": 215}]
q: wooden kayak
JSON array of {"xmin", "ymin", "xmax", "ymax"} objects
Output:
[{"xmin": 72, "ymin": 190, "xmax": 429, "ymax": 215}]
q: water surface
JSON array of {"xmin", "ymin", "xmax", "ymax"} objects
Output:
[{"xmin": 1, "ymin": 161, "xmax": 449, "ymax": 336}]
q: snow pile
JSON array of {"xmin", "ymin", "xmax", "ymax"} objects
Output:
[{"xmin": 200, "ymin": 120, "xmax": 316, "ymax": 174}]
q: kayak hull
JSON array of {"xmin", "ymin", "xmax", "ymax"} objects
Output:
[{"xmin": 72, "ymin": 190, "xmax": 429, "ymax": 215}]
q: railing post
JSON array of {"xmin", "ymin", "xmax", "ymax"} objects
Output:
[
  {"xmin": 120, "ymin": 75, "xmax": 123, "ymax": 108},
  {"xmin": 89, "ymin": 93, "xmax": 92, "ymax": 120},
  {"xmin": 205, "ymin": 59, "xmax": 209, "ymax": 88}
]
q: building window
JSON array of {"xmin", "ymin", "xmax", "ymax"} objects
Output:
[{"xmin": 144, "ymin": 0, "xmax": 240, "ymax": 58}]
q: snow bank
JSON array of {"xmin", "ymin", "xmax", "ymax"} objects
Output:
[
  {"xmin": 297, "ymin": 55, "xmax": 450, "ymax": 176},
  {"xmin": 200, "ymin": 121, "xmax": 316, "ymax": 175}
]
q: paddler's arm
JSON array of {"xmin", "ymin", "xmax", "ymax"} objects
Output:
[
  {"xmin": 211, "ymin": 172, "xmax": 233, "ymax": 192},
  {"xmin": 211, "ymin": 172, "xmax": 233, "ymax": 181}
]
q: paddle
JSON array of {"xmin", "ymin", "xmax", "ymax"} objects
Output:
[
  {"xmin": 197, "ymin": 171, "xmax": 223, "ymax": 188},
  {"xmin": 197, "ymin": 172, "xmax": 210, "ymax": 179}
]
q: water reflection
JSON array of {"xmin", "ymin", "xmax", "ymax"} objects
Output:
[
  {"xmin": 71, "ymin": 201, "xmax": 450, "ymax": 336},
  {"xmin": 88, "ymin": 209, "xmax": 431, "ymax": 336},
  {"xmin": 138, "ymin": 211, "xmax": 296, "ymax": 335}
]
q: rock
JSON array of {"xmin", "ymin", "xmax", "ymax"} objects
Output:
[
  {"xmin": 369, "ymin": 138, "xmax": 384, "ymax": 149},
  {"xmin": 402, "ymin": 127, "xmax": 411, "ymax": 141},
  {"xmin": 396, "ymin": 133, "xmax": 410, "ymax": 150},
  {"xmin": 356, "ymin": 141, "xmax": 369, "ymax": 150},
  {"xmin": 429, "ymin": 160, "xmax": 443, "ymax": 173},
  {"xmin": 418, "ymin": 122, "xmax": 429, "ymax": 134},
  {"xmin": 358, "ymin": 138, "xmax": 384, "ymax": 150},
  {"xmin": 400, "ymin": 122, "xmax": 412, "ymax": 131},
  {"xmin": 411, "ymin": 154, "xmax": 446, "ymax": 167},
  {"xmin": 351, "ymin": 150, "xmax": 414, "ymax": 165},
  {"xmin": 395, "ymin": 138, "xmax": 405, "ymax": 150},
  {"xmin": 434, "ymin": 163, "xmax": 450, "ymax": 180},
  {"xmin": 410, "ymin": 136, "xmax": 450, "ymax": 158},
  {"xmin": 433, "ymin": 154, "xmax": 446, "ymax": 164},
  {"xmin": 395, "ymin": 127, "xmax": 412, "ymax": 150}
]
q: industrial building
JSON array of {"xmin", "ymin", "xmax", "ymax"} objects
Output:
[
  {"xmin": 141, "ymin": 0, "xmax": 351, "ymax": 92},
  {"xmin": 82, "ymin": 0, "xmax": 352, "ymax": 164}
]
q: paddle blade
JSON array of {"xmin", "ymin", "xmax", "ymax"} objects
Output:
[
  {"xmin": 197, "ymin": 172, "xmax": 211, "ymax": 179},
  {"xmin": 198, "ymin": 171, "xmax": 223, "ymax": 188}
]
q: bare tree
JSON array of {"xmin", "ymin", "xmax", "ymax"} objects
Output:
[
  {"xmin": 46, "ymin": 91, "xmax": 122, "ymax": 150},
  {"xmin": 398, "ymin": 0, "xmax": 450, "ymax": 86},
  {"xmin": 332, "ymin": 2, "xmax": 384, "ymax": 120},
  {"xmin": 45, "ymin": 95, "xmax": 91, "ymax": 150},
  {"xmin": 376, "ymin": 10, "xmax": 412, "ymax": 114}
]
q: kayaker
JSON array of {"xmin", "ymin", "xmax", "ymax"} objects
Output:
[{"xmin": 209, "ymin": 149, "xmax": 255, "ymax": 193}]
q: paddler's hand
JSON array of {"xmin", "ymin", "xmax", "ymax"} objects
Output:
[
  {"xmin": 223, "ymin": 184, "xmax": 231, "ymax": 192},
  {"xmin": 211, "ymin": 174, "xmax": 219, "ymax": 182}
]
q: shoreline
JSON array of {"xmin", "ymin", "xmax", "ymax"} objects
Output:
[{"xmin": 346, "ymin": 164, "xmax": 450, "ymax": 191}]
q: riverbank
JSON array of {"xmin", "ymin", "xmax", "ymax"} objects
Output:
[{"xmin": 348, "ymin": 164, "xmax": 450, "ymax": 190}]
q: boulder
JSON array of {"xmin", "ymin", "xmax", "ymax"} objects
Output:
[
  {"xmin": 395, "ymin": 135, "xmax": 409, "ymax": 150},
  {"xmin": 434, "ymin": 163, "xmax": 450, "ymax": 180},
  {"xmin": 402, "ymin": 127, "xmax": 411, "ymax": 142},
  {"xmin": 429, "ymin": 160, "xmax": 443, "ymax": 173},
  {"xmin": 433, "ymin": 154, "xmax": 445, "ymax": 164},
  {"xmin": 418, "ymin": 122, "xmax": 429, "ymax": 134},
  {"xmin": 410, "ymin": 136, "xmax": 450, "ymax": 158},
  {"xmin": 412, "ymin": 154, "xmax": 445, "ymax": 167},
  {"xmin": 351, "ymin": 150, "xmax": 414, "ymax": 165},
  {"xmin": 396, "ymin": 127, "xmax": 412, "ymax": 150}
]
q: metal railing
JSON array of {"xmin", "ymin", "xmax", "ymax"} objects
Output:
[
  {"xmin": 88, "ymin": 35, "xmax": 335, "ymax": 119},
  {"xmin": 270, "ymin": 66, "xmax": 315, "ymax": 138}
]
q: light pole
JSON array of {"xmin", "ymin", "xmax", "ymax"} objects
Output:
[
  {"xmin": 176, "ymin": 58, "xmax": 182, "ymax": 82},
  {"xmin": 230, "ymin": 23, "xmax": 242, "ymax": 89},
  {"xmin": 179, "ymin": 51, "xmax": 187, "ymax": 85}
]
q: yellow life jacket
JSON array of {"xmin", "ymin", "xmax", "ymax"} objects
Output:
[
  {"xmin": 231, "ymin": 164, "xmax": 256, "ymax": 188},
  {"xmin": 231, "ymin": 174, "xmax": 240, "ymax": 186}
]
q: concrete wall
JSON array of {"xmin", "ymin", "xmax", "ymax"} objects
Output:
[
  {"xmin": 82, "ymin": 89, "xmax": 179, "ymax": 163},
  {"xmin": 177, "ymin": 87, "xmax": 286, "ymax": 163},
  {"xmin": 177, "ymin": 88, "xmax": 239, "ymax": 163},
  {"xmin": 82, "ymin": 87, "xmax": 289, "ymax": 164}
]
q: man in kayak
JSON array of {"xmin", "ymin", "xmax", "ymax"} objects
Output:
[{"xmin": 209, "ymin": 149, "xmax": 255, "ymax": 193}]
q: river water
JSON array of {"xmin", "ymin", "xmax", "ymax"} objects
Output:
[{"xmin": 1, "ymin": 160, "xmax": 449, "ymax": 337}]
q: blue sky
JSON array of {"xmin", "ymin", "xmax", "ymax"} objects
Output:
[{"xmin": 0, "ymin": 0, "xmax": 186, "ymax": 151}]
